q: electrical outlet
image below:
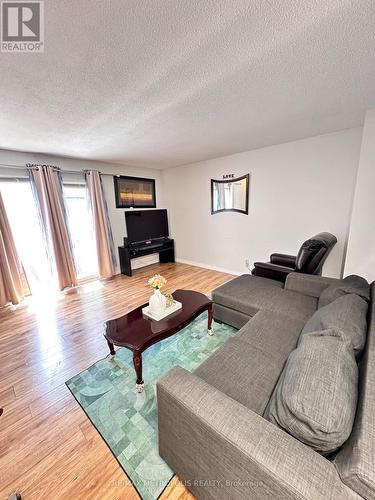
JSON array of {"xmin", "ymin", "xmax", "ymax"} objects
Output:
[{"xmin": 245, "ymin": 259, "xmax": 249, "ymax": 269}]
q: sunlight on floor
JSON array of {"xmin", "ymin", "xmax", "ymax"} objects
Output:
[
  {"xmin": 24, "ymin": 279, "xmax": 105, "ymax": 373},
  {"xmin": 27, "ymin": 287, "xmax": 65, "ymax": 372},
  {"xmin": 80, "ymin": 280, "xmax": 104, "ymax": 293}
]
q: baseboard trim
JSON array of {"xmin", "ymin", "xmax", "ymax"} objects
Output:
[{"xmin": 176, "ymin": 258, "xmax": 242, "ymax": 276}]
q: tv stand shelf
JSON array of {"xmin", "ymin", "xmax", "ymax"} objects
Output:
[{"xmin": 118, "ymin": 238, "xmax": 175, "ymax": 277}]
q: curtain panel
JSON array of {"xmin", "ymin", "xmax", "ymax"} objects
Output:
[
  {"xmin": 28, "ymin": 165, "xmax": 77, "ymax": 290},
  {"xmin": 0, "ymin": 192, "xmax": 29, "ymax": 306},
  {"xmin": 85, "ymin": 170, "xmax": 116, "ymax": 279}
]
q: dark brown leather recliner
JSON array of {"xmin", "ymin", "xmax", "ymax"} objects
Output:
[{"xmin": 251, "ymin": 232, "xmax": 337, "ymax": 283}]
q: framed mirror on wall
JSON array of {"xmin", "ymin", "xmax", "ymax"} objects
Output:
[{"xmin": 211, "ymin": 174, "xmax": 249, "ymax": 214}]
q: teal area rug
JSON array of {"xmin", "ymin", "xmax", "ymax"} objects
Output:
[{"xmin": 66, "ymin": 313, "xmax": 236, "ymax": 500}]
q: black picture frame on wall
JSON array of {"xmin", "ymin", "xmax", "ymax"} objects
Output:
[{"xmin": 114, "ymin": 175, "xmax": 156, "ymax": 209}]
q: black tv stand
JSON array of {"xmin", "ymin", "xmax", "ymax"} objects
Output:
[{"xmin": 118, "ymin": 237, "xmax": 175, "ymax": 276}]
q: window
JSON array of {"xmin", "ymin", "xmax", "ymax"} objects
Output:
[
  {"xmin": 0, "ymin": 172, "xmax": 99, "ymax": 296},
  {"xmin": 0, "ymin": 178, "xmax": 57, "ymax": 295},
  {"xmin": 63, "ymin": 183, "xmax": 98, "ymax": 280}
]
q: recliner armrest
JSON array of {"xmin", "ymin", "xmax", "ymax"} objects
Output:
[
  {"xmin": 252, "ymin": 262, "xmax": 294, "ymax": 283},
  {"xmin": 270, "ymin": 253, "xmax": 296, "ymax": 268}
]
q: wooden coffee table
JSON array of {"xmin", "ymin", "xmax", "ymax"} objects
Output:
[{"xmin": 104, "ymin": 289, "xmax": 213, "ymax": 392}]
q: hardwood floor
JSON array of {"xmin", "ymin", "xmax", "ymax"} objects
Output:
[{"xmin": 0, "ymin": 262, "xmax": 233, "ymax": 499}]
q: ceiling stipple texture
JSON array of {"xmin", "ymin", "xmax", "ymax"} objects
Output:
[{"xmin": 1, "ymin": 0, "xmax": 375, "ymax": 168}]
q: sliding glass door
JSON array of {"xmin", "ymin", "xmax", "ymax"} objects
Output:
[
  {"xmin": 0, "ymin": 178, "xmax": 57, "ymax": 295},
  {"xmin": 0, "ymin": 173, "xmax": 99, "ymax": 298},
  {"xmin": 63, "ymin": 183, "xmax": 98, "ymax": 280}
]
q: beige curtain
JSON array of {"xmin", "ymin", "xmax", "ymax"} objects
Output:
[
  {"xmin": 86, "ymin": 170, "xmax": 115, "ymax": 279},
  {"xmin": 28, "ymin": 165, "xmax": 77, "ymax": 290},
  {"xmin": 0, "ymin": 192, "xmax": 28, "ymax": 306}
]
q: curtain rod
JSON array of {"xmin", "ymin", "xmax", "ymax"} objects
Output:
[{"xmin": 0, "ymin": 163, "xmax": 119, "ymax": 177}]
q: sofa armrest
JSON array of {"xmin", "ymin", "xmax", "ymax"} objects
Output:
[
  {"xmin": 252, "ymin": 262, "xmax": 293, "ymax": 283},
  {"xmin": 285, "ymin": 272, "xmax": 340, "ymax": 298},
  {"xmin": 270, "ymin": 253, "xmax": 296, "ymax": 268},
  {"xmin": 157, "ymin": 366, "xmax": 357, "ymax": 500}
]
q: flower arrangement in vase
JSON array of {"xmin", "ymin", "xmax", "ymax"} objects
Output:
[{"xmin": 147, "ymin": 274, "xmax": 167, "ymax": 315}]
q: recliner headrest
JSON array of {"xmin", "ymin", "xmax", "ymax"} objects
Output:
[
  {"xmin": 307, "ymin": 232, "xmax": 338, "ymax": 248},
  {"xmin": 295, "ymin": 233, "xmax": 337, "ymax": 271}
]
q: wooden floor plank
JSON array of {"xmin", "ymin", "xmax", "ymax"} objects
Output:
[
  {"xmin": 0, "ymin": 387, "xmax": 15, "ymax": 406},
  {"xmin": 0, "ymin": 262, "xmax": 233, "ymax": 499}
]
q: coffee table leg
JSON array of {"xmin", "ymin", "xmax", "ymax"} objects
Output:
[
  {"xmin": 133, "ymin": 351, "xmax": 144, "ymax": 393},
  {"xmin": 107, "ymin": 339, "xmax": 116, "ymax": 360},
  {"xmin": 208, "ymin": 304, "xmax": 214, "ymax": 335}
]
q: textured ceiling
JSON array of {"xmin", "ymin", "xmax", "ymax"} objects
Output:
[{"xmin": 1, "ymin": 0, "xmax": 375, "ymax": 169}]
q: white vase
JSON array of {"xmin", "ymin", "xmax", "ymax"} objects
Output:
[{"xmin": 149, "ymin": 288, "xmax": 166, "ymax": 316}]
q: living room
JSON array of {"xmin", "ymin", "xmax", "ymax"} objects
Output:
[{"xmin": 1, "ymin": 2, "xmax": 375, "ymax": 500}]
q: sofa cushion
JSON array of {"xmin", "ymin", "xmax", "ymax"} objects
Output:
[
  {"xmin": 235, "ymin": 309, "xmax": 305, "ymax": 358},
  {"xmin": 334, "ymin": 282, "xmax": 375, "ymax": 499},
  {"xmin": 301, "ymin": 294, "xmax": 368, "ymax": 356},
  {"xmin": 319, "ymin": 275, "xmax": 370, "ymax": 308},
  {"xmin": 195, "ymin": 336, "xmax": 289, "ymax": 415},
  {"xmin": 266, "ymin": 329, "xmax": 358, "ymax": 455},
  {"xmin": 213, "ymin": 274, "xmax": 317, "ymax": 322},
  {"xmin": 195, "ymin": 310, "xmax": 303, "ymax": 414}
]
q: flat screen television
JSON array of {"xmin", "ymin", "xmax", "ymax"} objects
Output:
[{"xmin": 125, "ymin": 209, "xmax": 169, "ymax": 243}]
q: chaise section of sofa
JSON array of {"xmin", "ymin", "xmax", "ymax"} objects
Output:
[{"xmin": 212, "ymin": 274, "xmax": 318, "ymax": 325}]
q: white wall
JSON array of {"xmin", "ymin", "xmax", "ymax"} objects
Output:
[
  {"xmin": 345, "ymin": 109, "xmax": 375, "ymax": 282},
  {"xmin": 0, "ymin": 149, "xmax": 164, "ymax": 273},
  {"xmin": 0, "ymin": 126, "xmax": 368, "ymax": 280},
  {"xmin": 163, "ymin": 128, "xmax": 363, "ymax": 277}
]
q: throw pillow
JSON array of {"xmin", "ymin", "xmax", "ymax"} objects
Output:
[
  {"xmin": 301, "ymin": 294, "xmax": 367, "ymax": 356},
  {"xmin": 265, "ymin": 329, "xmax": 358, "ymax": 455},
  {"xmin": 318, "ymin": 275, "xmax": 370, "ymax": 308}
]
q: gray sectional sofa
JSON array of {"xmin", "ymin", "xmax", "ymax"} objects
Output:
[{"xmin": 157, "ymin": 272, "xmax": 375, "ymax": 500}]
